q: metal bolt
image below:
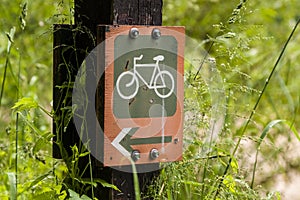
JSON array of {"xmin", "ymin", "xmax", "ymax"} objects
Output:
[
  {"xmin": 174, "ymin": 138, "xmax": 179, "ymax": 144},
  {"xmin": 150, "ymin": 149, "xmax": 159, "ymax": 159},
  {"xmin": 129, "ymin": 28, "xmax": 139, "ymax": 39},
  {"xmin": 131, "ymin": 150, "xmax": 140, "ymax": 161},
  {"xmin": 152, "ymin": 28, "xmax": 161, "ymax": 39}
]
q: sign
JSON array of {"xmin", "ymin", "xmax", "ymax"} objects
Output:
[{"xmin": 103, "ymin": 25, "xmax": 184, "ymax": 166}]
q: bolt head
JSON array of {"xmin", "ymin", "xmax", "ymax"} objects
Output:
[
  {"xmin": 131, "ymin": 150, "xmax": 140, "ymax": 161},
  {"xmin": 174, "ymin": 138, "xmax": 179, "ymax": 144},
  {"xmin": 129, "ymin": 28, "xmax": 139, "ymax": 39},
  {"xmin": 152, "ymin": 28, "xmax": 161, "ymax": 39},
  {"xmin": 150, "ymin": 148, "xmax": 159, "ymax": 159}
]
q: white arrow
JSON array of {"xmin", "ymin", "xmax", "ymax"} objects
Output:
[
  {"xmin": 112, "ymin": 127, "xmax": 172, "ymax": 158},
  {"xmin": 111, "ymin": 127, "xmax": 132, "ymax": 157}
]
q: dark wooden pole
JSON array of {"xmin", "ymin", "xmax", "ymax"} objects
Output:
[{"xmin": 54, "ymin": 0, "xmax": 163, "ymax": 199}]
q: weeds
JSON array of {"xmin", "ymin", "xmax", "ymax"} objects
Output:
[
  {"xmin": 215, "ymin": 16, "xmax": 300, "ymax": 198},
  {"xmin": 1, "ymin": 0, "xmax": 300, "ymax": 199},
  {"xmin": 150, "ymin": 0, "xmax": 300, "ymax": 199}
]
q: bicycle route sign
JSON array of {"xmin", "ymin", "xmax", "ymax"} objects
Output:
[{"xmin": 103, "ymin": 25, "xmax": 184, "ymax": 166}]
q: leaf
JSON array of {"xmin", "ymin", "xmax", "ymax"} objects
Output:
[
  {"xmin": 12, "ymin": 97, "xmax": 39, "ymax": 111},
  {"xmin": 68, "ymin": 189, "xmax": 92, "ymax": 200},
  {"xmin": 68, "ymin": 189, "xmax": 80, "ymax": 200},
  {"xmin": 77, "ymin": 178, "xmax": 97, "ymax": 188},
  {"xmin": 33, "ymin": 132, "xmax": 54, "ymax": 154},
  {"xmin": 94, "ymin": 179, "xmax": 120, "ymax": 192},
  {"xmin": 258, "ymin": 120, "xmax": 300, "ymax": 147},
  {"xmin": 24, "ymin": 170, "xmax": 52, "ymax": 192}
]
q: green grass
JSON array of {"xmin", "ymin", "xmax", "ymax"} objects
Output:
[{"xmin": 1, "ymin": 0, "xmax": 300, "ymax": 199}]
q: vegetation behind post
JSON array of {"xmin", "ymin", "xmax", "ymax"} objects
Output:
[{"xmin": 53, "ymin": 0, "xmax": 163, "ymax": 199}]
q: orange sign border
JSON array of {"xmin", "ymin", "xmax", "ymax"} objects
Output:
[{"xmin": 103, "ymin": 25, "xmax": 185, "ymax": 166}]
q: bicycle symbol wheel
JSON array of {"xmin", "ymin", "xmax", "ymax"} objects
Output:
[
  {"xmin": 116, "ymin": 71, "xmax": 139, "ymax": 100},
  {"xmin": 154, "ymin": 70, "xmax": 174, "ymax": 98}
]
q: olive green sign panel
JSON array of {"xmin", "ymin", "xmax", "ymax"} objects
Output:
[{"xmin": 113, "ymin": 35, "xmax": 178, "ymax": 119}]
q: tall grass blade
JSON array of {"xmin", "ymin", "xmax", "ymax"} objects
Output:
[
  {"xmin": 0, "ymin": 27, "xmax": 15, "ymax": 107},
  {"xmin": 251, "ymin": 120, "xmax": 300, "ymax": 188},
  {"xmin": 130, "ymin": 160, "xmax": 141, "ymax": 200},
  {"xmin": 7, "ymin": 172, "xmax": 17, "ymax": 200}
]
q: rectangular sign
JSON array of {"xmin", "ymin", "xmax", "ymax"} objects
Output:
[{"xmin": 102, "ymin": 25, "xmax": 185, "ymax": 166}]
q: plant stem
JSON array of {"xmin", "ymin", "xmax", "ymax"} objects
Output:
[{"xmin": 0, "ymin": 52, "xmax": 10, "ymax": 108}]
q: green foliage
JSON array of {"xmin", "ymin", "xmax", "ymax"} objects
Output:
[
  {"xmin": 1, "ymin": 0, "xmax": 300, "ymax": 199},
  {"xmin": 149, "ymin": 0, "xmax": 300, "ymax": 199},
  {"xmin": 12, "ymin": 97, "xmax": 39, "ymax": 111},
  {"xmin": 0, "ymin": 1, "xmax": 115, "ymax": 199}
]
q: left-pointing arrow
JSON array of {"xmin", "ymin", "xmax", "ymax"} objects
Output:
[
  {"xmin": 111, "ymin": 127, "xmax": 134, "ymax": 157},
  {"xmin": 111, "ymin": 127, "xmax": 172, "ymax": 157}
]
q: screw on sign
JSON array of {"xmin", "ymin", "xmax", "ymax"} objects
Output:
[{"xmin": 103, "ymin": 25, "xmax": 184, "ymax": 168}]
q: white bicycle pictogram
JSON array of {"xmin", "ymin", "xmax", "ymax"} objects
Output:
[{"xmin": 116, "ymin": 54, "xmax": 175, "ymax": 100}]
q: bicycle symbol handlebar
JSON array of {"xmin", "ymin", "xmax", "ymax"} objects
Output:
[{"xmin": 116, "ymin": 54, "xmax": 174, "ymax": 100}]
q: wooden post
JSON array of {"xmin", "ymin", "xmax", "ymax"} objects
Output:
[{"xmin": 54, "ymin": 0, "xmax": 163, "ymax": 199}]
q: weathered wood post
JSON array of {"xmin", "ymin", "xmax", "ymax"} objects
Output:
[{"xmin": 53, "ymin": 0, "xmax": 172, "ymax": 199}]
